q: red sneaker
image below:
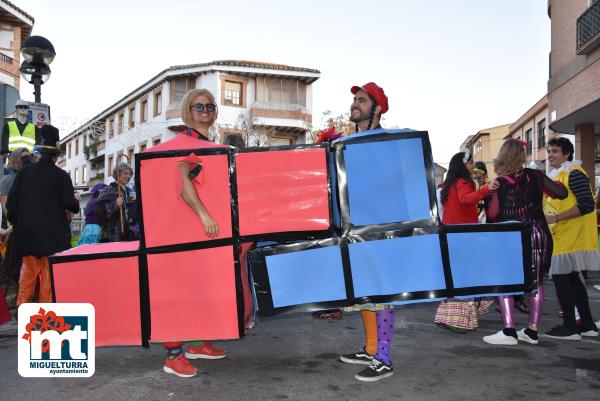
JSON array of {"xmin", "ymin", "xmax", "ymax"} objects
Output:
[
  {"xmin": 163, "ymin": 354, "xmax": 198, "ymax": 378},
  {"xmin": 185, "ymin": 341, "xmax": 227, "ymax": 360}
]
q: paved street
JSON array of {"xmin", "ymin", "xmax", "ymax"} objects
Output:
[{"xmin": 1, "ymin": 281, "xmax": 599, "ymax": 401}]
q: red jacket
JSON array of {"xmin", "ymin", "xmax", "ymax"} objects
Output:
[{"xmin": 442, "ymin": 179, "xmax": 489, "ymax": 224}]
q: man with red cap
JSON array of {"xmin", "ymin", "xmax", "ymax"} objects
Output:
[
  {"xmin": 349, "ymin": 82, "xmax": 389, "ymax": 132},
  {"xmin": 315, "ymin": 82, "xmax": 389, "ymax": 144},
  {"xmin": 338, "ymin": 82, "xmax": 396, "ymax": 383}
]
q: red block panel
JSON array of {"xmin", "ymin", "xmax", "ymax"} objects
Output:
[
  {"xmin": 54, "ymin": 241, "xmax": 140, "ymax": 256},
  {"xmin": 52, "ymin": 250, "xmax": 141, "ymax": 347},
  {"xmin": 140, "ymin": 154, "xmax": 232, "ymax": 248},
  {"xmin": 236, "ymin": 148, "xmax": 330, "ymax": 236},
  {"xmin": 148, "ymin": 246, "xmax": 241, "ymax": 341}
]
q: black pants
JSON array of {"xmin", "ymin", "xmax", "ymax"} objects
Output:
[{"xmin": 552, "ymin": 272, "xmax": 594, "ymax": 330}]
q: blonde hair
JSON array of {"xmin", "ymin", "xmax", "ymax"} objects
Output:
[
  {"xmin": 180, "ymin": 88, "xmax": 217, "ymax": 127},
  {"xmin": 494, "ymin": 140, "xmax": 526, "ymax": 176}
]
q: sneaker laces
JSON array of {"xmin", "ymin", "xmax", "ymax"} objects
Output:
[{"xmin": 369, "ymin": 358, "xmax": 383, "ymax": 370}]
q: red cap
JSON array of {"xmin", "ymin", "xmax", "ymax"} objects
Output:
[{"xmin": 351, "ymin": 82, "xmax": 389, "ymax": 114}]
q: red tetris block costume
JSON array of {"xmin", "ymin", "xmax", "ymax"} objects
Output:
[{"xmin": 50, "ymin": 133, "xmax": 332, "ymax": 346}]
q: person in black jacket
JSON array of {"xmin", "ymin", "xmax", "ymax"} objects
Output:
[{"xmin": 7, "ymin": 125, "xmax": 79, "ymax": 307}]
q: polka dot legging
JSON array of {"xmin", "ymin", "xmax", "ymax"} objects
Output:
[{"xmin": 375, "ymin": 309, "xmax": 395, "ymax": 365}]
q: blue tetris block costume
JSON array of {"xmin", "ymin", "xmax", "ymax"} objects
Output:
[{"xmin": 248, "ymin": 129, "xmax": 530, "ymax": 313}]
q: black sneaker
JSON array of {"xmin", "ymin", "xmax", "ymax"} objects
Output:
[
  {"xmin": 340, "ymin": 348, "xmax": 373, "ymax": 365},
  {"xmin": 577, "ymin": 323, "xmax": 599, "ymax": 337},
  {"xmin": 544, "ymin": 325, "xmax": 581, "ymax": 341},
  {"xmin": 355, "ymin": 358, "xmax": 394, "ymax": 382},
  {"xmin": 517, "ymin": 328, "xmax": 539, "ymax": 345}
]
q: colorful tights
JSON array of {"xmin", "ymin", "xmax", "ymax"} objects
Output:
[
  {"xmin": 498, "ymin": 284, "xmax": 544, "ymax": 330},
  {"xmin": 375, "ymin": 309, "xmax": 395, "ymax": 365}
]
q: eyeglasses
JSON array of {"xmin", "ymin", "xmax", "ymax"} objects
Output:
[
  {"xmin": 15, "ymin": 105, "xmax": 29, "ymax": 109},
  {"xmin": 191, "ymin": 103, "xmax": 216, "ymax": 112}
]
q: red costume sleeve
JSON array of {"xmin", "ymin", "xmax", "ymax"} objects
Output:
[{"xmin": 456, "ymin": 179, "xmax": 489, "ymax": 206}]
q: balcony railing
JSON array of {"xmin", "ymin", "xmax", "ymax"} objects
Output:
[
  {"xmin": 0, "ymin": 53, "xmax": 13, "ymax": 64},
  {"xmin": 577, "ymin": 0, "xmax": 600, "ymax": 53},
  {"xmin": 252, "ymin": 101, "xmax": 307, "ymax": 113}
]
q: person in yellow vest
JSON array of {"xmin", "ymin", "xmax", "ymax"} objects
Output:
[
  {"xmin": 544, "ymin": 137, "xmax": 600, "ymax": 340},
  {"xmin": 1, "ymin": 100, "xmax": 40, "ymax": 155}
]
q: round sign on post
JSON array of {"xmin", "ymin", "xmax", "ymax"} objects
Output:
[{"xmin": 0, "ymin": 83, "xmax": 20, "ymax": 117}]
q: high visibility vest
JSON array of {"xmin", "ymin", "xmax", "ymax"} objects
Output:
[
  {"xmin": 544, "ymin": 163, "xmax": 598, "ymax": 256},
  {"xmin": 7, "ymin": 121, "xmax": 36, "ymax": 152}
]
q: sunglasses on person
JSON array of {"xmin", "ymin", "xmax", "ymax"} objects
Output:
[
  {"xmin": 191, "ymin": 103, "xmax": 216, "ymax": 112},
  {"xmin": 15, "ymin": 105, "xmax": 29, "ymax": 109}
]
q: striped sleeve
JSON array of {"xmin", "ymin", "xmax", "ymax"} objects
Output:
[{"xmin": 569, "ymin": 170, "xmax": 595, "ymax": 215}]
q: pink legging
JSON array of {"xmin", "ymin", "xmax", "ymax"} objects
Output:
[{"xmin": 498, "ymin": 283, "xmax": 544, "ymax": 329}]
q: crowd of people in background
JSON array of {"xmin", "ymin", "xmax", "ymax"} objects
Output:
[{"xmin": 436, "ymin": 137, "xmax": 600, "ymax": 345}]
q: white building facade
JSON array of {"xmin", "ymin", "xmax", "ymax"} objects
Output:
[{"xmin": 59, "ymin": 60, "xmax": 320, "ymax": 187}]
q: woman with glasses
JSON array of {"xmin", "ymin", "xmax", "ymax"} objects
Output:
[
  {"xmin": 162, "ymin": 89, "xmax": 227, "ymax": 378},
  {"xmin": 434, "ymin": 151, "xmax": 498, "ymax": 333}
]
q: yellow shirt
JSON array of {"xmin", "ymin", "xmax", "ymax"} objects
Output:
[{"xmin": 544, "ymin": 162, "xmax": 597, "ymax": 256}]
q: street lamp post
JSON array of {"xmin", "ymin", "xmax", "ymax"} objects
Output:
[{"xmin": 19, "ymin": 35, "xmax": 55, "ymax": 103}]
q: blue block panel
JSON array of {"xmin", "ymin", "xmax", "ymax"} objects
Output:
[
  {"xmin": 266, "ymin": 246, "xmax": 346, "ymax": 308},
  {"xmin": 344, "ymin": 138, "xmax": 431, "ymax": 226},
  {"xmin": 447, "ymin": 231, "xmax": 525, "ymax": 288},
  {"xmin": 349, "ymin": 235, "xmax": 446, "ymax": 297}
]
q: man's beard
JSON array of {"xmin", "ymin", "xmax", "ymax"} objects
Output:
[{"xmin": 349, "ymin": 109, "xmax": 370, "ymax": 123}]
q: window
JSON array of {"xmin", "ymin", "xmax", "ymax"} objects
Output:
[
  {"xmin": 140, "ymin": 142, "xmax": 147, "ymax": 152},
  {"xmin": 141, "ymin": 100, "xmax": 148, "ymax": 122},
  {"xmin": 127, "ymin": 147, "xmax": 134, "ymax": 165},
  {"xmin": 82, "ymin": 165, "xmax": 87, "ymax": 183},
  {"xmin": 525, "ymin": 129, "xmax": 532, "ymax": 155},
  {"xmin": 537, "ymin": 119, "xmax": 546, "ymax": 149},
  {"xmin": 170, "ymin": 78, "xmax": 195, "ymax": 102},
  {"xmin": 74, "ymin": 168, "xmax": 79, "ymax": 185},
  {"xmin": 264, "ymin": 78, "xmax": 306, "ymax": 106},
  {"xmin": 75, "ymin": 139, "xmax": 79, "ymax": 156},
  {"xmin": 224, "ymin": 81, "xmax": 242, "ymax": 105},
  {"xmin": 270, "ymin": 136, "xmax": 294, "ymax": 146},
  {"xmin": 128, "ymin": 106, "xmax": 135, "ymax": 128},
  {"xmin": 108, "ymin": 119, "xmax": 114, "ymax": 139},
  {"xmin": 83, "ymin": 134, "xmax": 87, "ymax": 149},
  {"xmin": 108, "ymin": 155, "xmax": 114, "ymax": 176},
  {"xmin": 153, "ymin": 137, "xmax": 161, "ymax": 146},
  {"xmin": 173, "ymin": 79, "xmax": 187, "ymax": 101},
  {"xmin": 118, "ymin": 111, "xmax": 124, "ymax": 134},
  {"xmin": 67, "ymin": 142, "xmax": 71, "ymax": 159},
  {"xmin": 474, "ymin": 139, "xmax": 482, "ymax": 154},
  {"xmin": 154, "ymin": 91, "xmax": 162, "ymax": 116}
]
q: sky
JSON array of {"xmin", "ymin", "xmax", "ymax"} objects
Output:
[{"xmin": 15, "ymin": 0, "xmax": 551, "ymax": 165}]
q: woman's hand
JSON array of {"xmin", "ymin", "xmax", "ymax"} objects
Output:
[
  {"xmin": 200, "ymin": 212, "xmax": 219, "ymax": 238},
  {"xmin": 116, "ymin": 197, "xmax": 124, "ymax": 207},
  {"xmin": 488, "ymin": 179, "xmax": 500, "ymax": 192}
]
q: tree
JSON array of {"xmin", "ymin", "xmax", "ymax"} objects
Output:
[
  {"xmin": 317, "ymin": 110, "xmax": 354, "ymax": 134},
  {"xmin": 234, "ymin": 112, "xmax": 269, "ymax": 147}
]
